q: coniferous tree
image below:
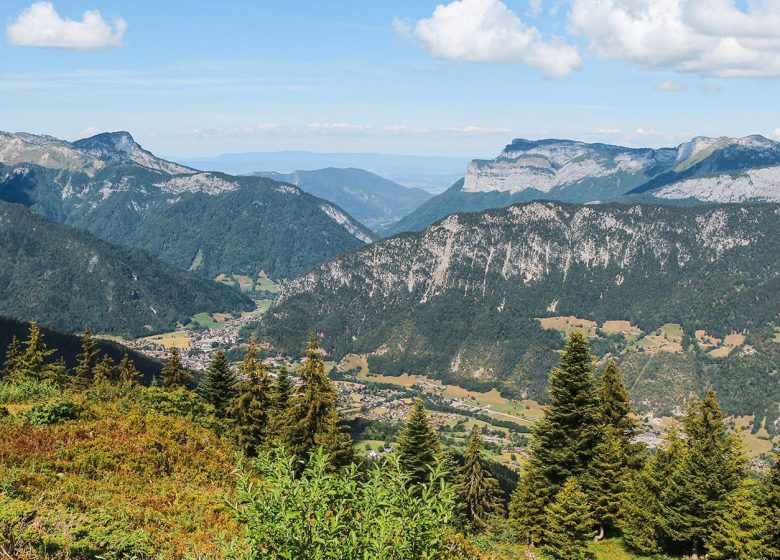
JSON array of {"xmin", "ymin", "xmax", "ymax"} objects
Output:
[
  {"xmin": 660, "ymin": 391, "xmax": 746, "ymax": 559},
  {"xmin": 280, "ymin": 335, "xmax": 352, "ymax": 469},
  {"xmin": 228, "ymin": 339, "xmax": 272, "ymax": 456},
  {"xmin": 74, "ymin": 327, "xmax": 100, "ymax": 388},
  {"xmin": 708, "ymin": 479, "xmax": 768, "ymax": 560},
  {"xmin": 584, "ymin": 427, "xmax": 630, "ymax": 541},
  {"xmin": 509, "ymin": 462, "xmax": 548, "ymax": 546},
  {"xmin": 92, "ymin": 354, "xmax": 116, "ymax": 386},
  {"xmin": 596, "ymin": 361, "xmax": 642, "ymax": 467},
  {"xmin": 395, "ymin": 398, "xmax": 441, "ymax": 486},
  {"xmin": 542, "ymin": 479, "xmax": 594, "ymax": 560},
  {"xmin": 764, "ymin": 458, "xmax": 780, "ymax": 559},
  {"xmin": 509, "ymin": 332, "xmax": 600, "ymax": 543},
  {"xmin": 160, "ymin": 347, "xmax": 191, "ymax": 390},
  {"xmin": 621, "ymin": 427, "xmax": 686, "ymax": 555},
  {"xmin": 14, "ymin": 322, "xmax": 58, "ymax": 382},
  {"xmin": 460, "ymin": 428, "xmax": 503, "ymax": 531},
  {"xmin": 118, "ymin": 354, "xmax": 143, "ymax": 386},
  {"xmin": 1, "ymin": 336, "xmax": 22, "ymax": 380},
  {"xmin": 198, "ymin": 349, "xmax": 236, "ymax": 417},
  {"xmin": 274, "ymin": 365, "xmax": 292, "ymax": 410}
]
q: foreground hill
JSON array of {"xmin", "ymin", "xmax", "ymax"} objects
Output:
[
  {"xmin": 384, "ymin": 135, "xmax": 780, "ymax": 235},
  {"xmin": 0, "ymin": 131, "xmax": 374, "ymax": 281},
  {"xmin": 263, "ymin": 201, "xmax": 780, "ymax": 429},
  {"xmin": 251, "ymin": 168, "xmax": 431, "ymax": 231},
  {"xmin": 0, "ymin": 200, "xmax": 252, "ymax": 336}
]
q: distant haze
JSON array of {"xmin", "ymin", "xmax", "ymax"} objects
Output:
[{"xmin": 171, "ymin": 151, "xmax": 472, "ymax": 194}]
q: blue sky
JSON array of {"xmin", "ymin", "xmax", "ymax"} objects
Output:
[{"xmin": 2, "ymin": 0, "xmax": 780, "ymax": 157}]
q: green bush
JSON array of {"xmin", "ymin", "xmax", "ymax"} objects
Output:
[
  {"xmin": 227, "ymin": 447, "xmax": 478, "ymax": 559},
  {"xmin": 0, "ymin": 379, "xmax": 58, "ymax": 404},
  {"xmin": 27, "ymin": 400, "xmax": 82, "ymax": 426}
]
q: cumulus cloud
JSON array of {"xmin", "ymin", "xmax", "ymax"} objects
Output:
[
  {"xmin": 656, "ymin": 80, "xmax": 686, "ymax": 92},
  {"xmin": 569, "ymin": 0, "xmax": 780, "ymax": 78},
  {"xmin": 398, "ymin": 0, "xmax": 581, "ymax": 78},
  {"xmin": 78, "ymin": 126, "xmax": 101, "ymax": 138},
  {"xmin": 6, "ymin": 2, "xmax": 126, "ymax": 50}
]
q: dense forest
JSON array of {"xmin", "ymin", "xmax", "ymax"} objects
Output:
[{"xmin": 1, "ymin": 324, "xmax": 778, "ymax": 559}]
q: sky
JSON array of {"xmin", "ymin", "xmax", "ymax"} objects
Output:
[{"xmin": 2, "ymin": 0, "xmax": 780, "ymax": 158}]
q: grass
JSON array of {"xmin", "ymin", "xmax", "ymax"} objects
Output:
[
  {"xmin": 660, "ymin": 323, "xmax": 683, "ymax": 343},
  {"xmin": 485, "ymin": 537, "xmax": 652, "ymax": 559},
  {"xmin": 537, "ymin": 316, "xmax": 598, "ymax": 337},
  {"xmin": 142, "ymin": 330, "xmax": 192, "ymax": 349},
  {"xmin": 255, "ymin": 270, "xmax": 282, "ymax": 293},
  {"xmin": 191, "ymin": 312, "xmax": 224, "ymax": 330}
]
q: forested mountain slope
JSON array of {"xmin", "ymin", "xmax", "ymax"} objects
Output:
[
  {"xmin": 0, "ymin": 200, "xmax": 252, "ymax": 336},
  {"xmin": 263, "ymin": 201, "xmax": 780, "ymax": 429},
  {"xmin": 0, "ymin": 131, "xmax": 374, "ymax": 280}
]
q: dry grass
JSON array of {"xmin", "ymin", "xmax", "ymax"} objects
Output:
[
  {"xmin": 142, "ymin": 330, "xmax": 192, "ymax": 349},
  {"xmin": 537, "ymin": 316, "xmax": 598, "ymax": 337}
]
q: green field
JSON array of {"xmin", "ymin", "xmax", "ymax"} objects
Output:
[{"xmin": 191, "ymin": 312, "xmax": 225, "ymax": 330}]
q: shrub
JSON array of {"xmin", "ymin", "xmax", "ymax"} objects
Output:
[
  {"xmin": 27, "ymin": 400, "xmax": 82, "ymax": 426},
  {"xmin": 227, "ymin": 447, "xmax": 480, "ymax": 559},
  {"xmin": 0, "ymin": 379, "xmax": 58, "ymax": 404}
]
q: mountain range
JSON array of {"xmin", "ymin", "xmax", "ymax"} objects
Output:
[
  {"xmin": 384, "ymin": 135, "xmax": 780, "ymax": 235},
  {"xmin": 0, "ymin": 199, "xmax": 252, "ymax": 336},
  {"xmin": 0, "ymin": 131, "xmax": 374, "ymax": 282},
  {"xmin": 262, "ymin": 200, "xmax": 780, "ymax": 430},
  {"xmin": 176, "ymin": 150, "xmax": 471, "ymax": 194},
  {"xmin": 250, "ymin": 168, "xmax": 431, "ymax": 231}
]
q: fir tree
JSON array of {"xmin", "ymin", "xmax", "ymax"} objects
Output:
[
  {"xmin": 74, "ymin": 327, "xmax": 100, "ymax": 388},
  {"xmin": 227, "ymin": 339, "xmax": 272, "ymax": 456},
  {"xmin": 660, "ymin": 391, "xmax": 746, "ymax": 559},
  {"xmin": 1, "ymin": 336, "xmax": 21, "ymax": 380},
  {"xmin": 509, "ymin": 332, "xmax": 600, "ymax": 542},
  {"xmin": 596, "ymin": 360, "xmax": 641, "ymax": 467},
  {"xmin": 395, "ymin": 398, "xmax": 441, "ymax": 485},
  {"xmin": 280, "ymin": 335, "xmax": 352, "ymax": 470},
  {"xmin": 708, "ymin": 480, "xmax": 768, "ymax": 560},
  {"xmin": 509, "ymin": 462, "xmax": 548, "ymax": 546},
  {"xmin": 542, "ymin": 479, "xmax": 595, "ymax": 560},
  {"xmin": 764, "ymin": 457, "xmax": 780, "ymax": 559},
  {"xmin": 118, "ymin": 354, "xmax": 143, "ymax": 386},
  {"xmin": 198, "ymin": 349, "xmax": 236, "ymax": 417},
  {"xmin": 92, "ymin": 354, "xmax": 117, "ymax": 386},
  {"xmin": 584, "ymin": 427, "xmax": 629, "ymax": 540},
  {"xmin": 274, "ymin": 364, "xmax": 293, "ymax": 410},
  {"xmin": 160, "ymin": 347, "xmax": 191, "ymax": 390},
  {"xmin": 14, "ymin": 322, "xmax": 58, "ymax": 382},
  {"xmin": 460, "ymin": 428, "xmax": 504, "ymax": 531},
  {"xmin": 621, "ymin": 428, "xmax": 686, "ymax": 555}
]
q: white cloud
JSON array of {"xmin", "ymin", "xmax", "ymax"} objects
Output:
[
  {"xmin": 6, "ymin": 2, "xmax": 126, "ymax": 50},
  {"xmin": 656, "ymin": 80, "xmax": 686, "ymax": 92},
  {"xmin": 774, "ymin": 128, "xmax": 780, "ymax": 137},
  {"xmin": 569, "ymin": 0, "xmax": 780, "ymax": 78},
  {"xmin": 398, "ymin": 0, "xmax": 581, "ymax": 78},
  {"xmin": 188, "ymin": 122, "xmax": 511, "ymax": 138},
  {"xmin": 590, "ymin": 127, "xmax": 694, "ymax": 147}
]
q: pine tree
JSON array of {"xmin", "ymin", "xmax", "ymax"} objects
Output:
[
  {"xmin": 621, "ymin": 428, "xmax": 686, "ymax": 555},
  {"xmin": 395, "ymin": 398, "xmax": 441, "ymax": 485},
  {"xmin": 764, "ymin": 458, "xmax": 780, "ymax": 559},
  {"xmin": 460, "ymin": 428, "xmax": 504, "ymax": 531},
  {"xmin": 228, "ymin": 339, "xmax": 272, "ymax": 456},
  {"xmin": 708, "ymin": 479, "xmax": 768, "ymax": 560},
  {"xmin": 118, "ymin": 354, "xmax": 143, "ymax": 386},
  {"xmin": 660, "ymin": 391, "xmax": 746, "ymax": 559},
  {"xmin": 198, "ymin": 349, "xmax": 236, "ymax": 417},
  {"xmin": 542, "ymin": 479, "xmax": 595, "ymax": 560},
  {"xmin": 14, "ymin": 322, "xmax": 58, "ymax": 382},
  {"xmin": 160, "ymin": 347, "xmax": 191, "ymax": 390},
  {"xmin": 92, "ymin": 354, "xmax": 117, "ymax": 385},
  {"xmin": 74, "ymin": 327, "xmax": 100, "ymax": 388},
  {"xmin": 583, "ymin": 427, "xmax": 630, "ymax": 540},
  {"xmin": 1, "ymin": 336, "xmax": 22, "ymax": 380},
  {"xmin": 280, "ymin": 335, "xmax": 352, "ymax": 470}
]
